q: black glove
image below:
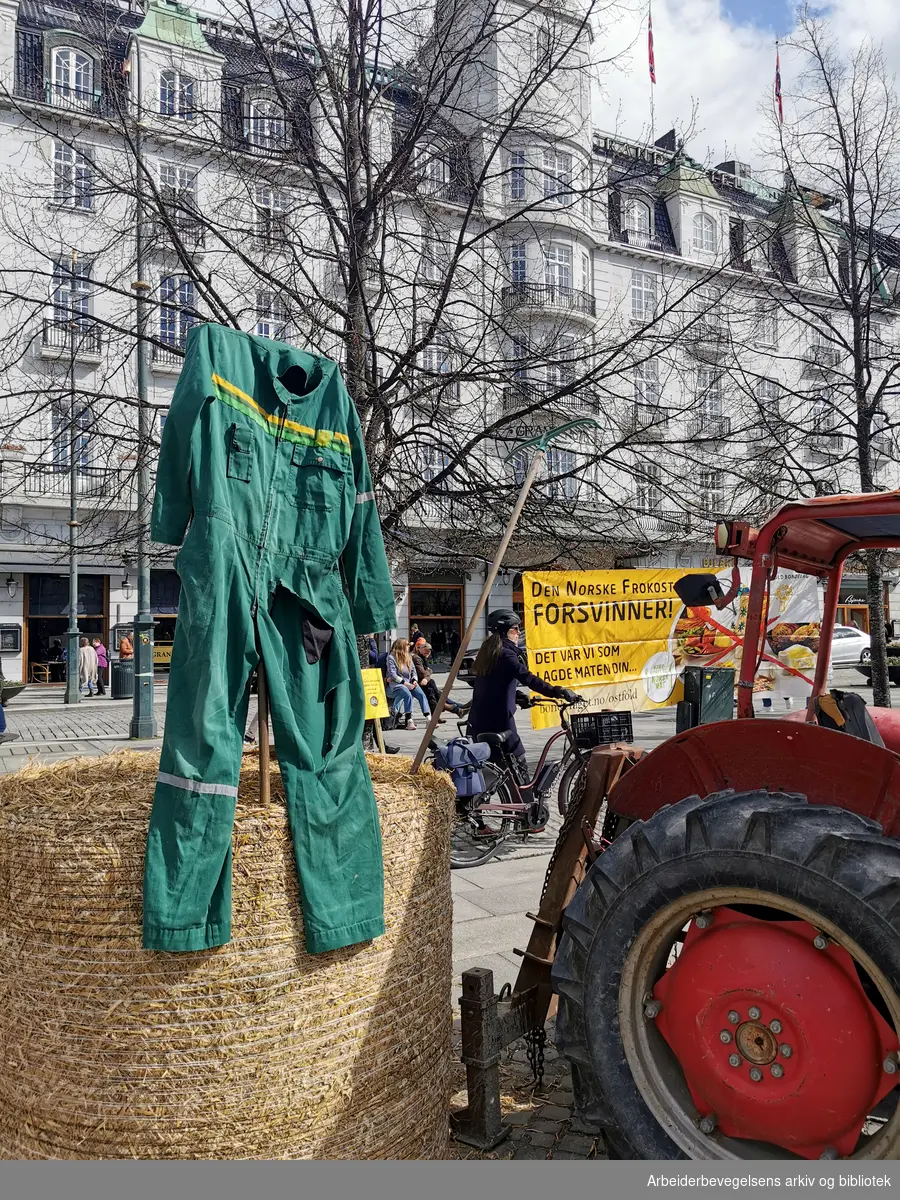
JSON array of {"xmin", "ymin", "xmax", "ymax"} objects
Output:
[{"xmin": 561, "ymin": 689, "xmax": 582, "ymax": 704}]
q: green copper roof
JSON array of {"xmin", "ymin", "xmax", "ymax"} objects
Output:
[
  {"xmin": 134, "ymin": 0, "xmax": 213, "ymax": 53},
  {"xmin": 657, "ymin": 154, "xmax": 720, "ymax": 201}
]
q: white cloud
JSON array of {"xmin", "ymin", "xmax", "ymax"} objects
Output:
[{"xmin": 592, "ymin": 0, "xmax": 900, "ymax": 175}]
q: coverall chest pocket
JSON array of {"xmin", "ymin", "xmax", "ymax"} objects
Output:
[
  {"xmin": 227, "ymin": 424, "xmax": 253, "ymax": 482},
  {"xmin": 290, "ymin": 444, "xmax": 347, "ymax": 511}
]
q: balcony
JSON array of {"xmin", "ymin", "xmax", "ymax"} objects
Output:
[
  {"xmin": 617, "ymin": 230, "xmax": 664, "ymax": 252},
  {"xmin": 501, "ymin": 282, "xmax": 596, "ymax": 320},
  {"xmin": 502, "ymin": 381, "xmax": 601, "ymax": 417},
  {"xmin": 621, "ymin": 405, "xmax": 670, "ymax": 442},
  {"xmin": 14, "ymin": 461, "xmax": 126, "ymax": 500},
  {"xmin": 148, "ymin": 208, "xmax": 206, "ymax": 251},
  {"xmin": 152, "ymin": 339, "xmax": 186, "ymax": 369},
  {"xmin": 631, "ymin": 508, "xmax": 691, "ymax": 536},
  {"xmin": 806, "ymin": 431, "xmax": 844, "ymax": 458},
  {"xmin": 687, "ymin": 414, "xmax": 732, "ymax": 441},
  {"xmin": 802, "ymin": 344, "xmax": 842, "ymax": 374},
  {"xmin": 40, "ymin": 318, "xmax": 103, "ymax": 361},
  {"xmin": 687, "ymin": 322, "xmax": 730, "ymax": 360}
]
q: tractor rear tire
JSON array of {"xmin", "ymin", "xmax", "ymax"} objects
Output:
[{"xmin": 553, "ymin": 789, "xmax": 900, "ymax": 1160}]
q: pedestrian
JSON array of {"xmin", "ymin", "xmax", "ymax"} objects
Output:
[
  {"xmin": 886, "ymin": 620, "xmax": 894, "ymax": 645},
  {"xmin": 92, "ymin": 636, "xmax": 108, "ymax": 696},
  {"xmin": 412, "ymin": 640, "xmax": 465, "ymax": 719},
  {"xmin": 385, "ymin": 637, "xmax": 430, "ymax": 730},
  {"xmin": 119, "ymin": 632, "xmax": 133, "ymax": 660},
  {"xmin": 367, "ymin": 633, "xmax": 378, "ymax": 667},
  {"xmin": 78, "ymin": 636, "xmax": 99, "ymax": 696},
  {"xmin": 409, "ymin": 622, "xmax": 420, "ymax": 644},
  {"xmin": 0, "ymin": 657, "xmax": 18, "ymax": 743}
]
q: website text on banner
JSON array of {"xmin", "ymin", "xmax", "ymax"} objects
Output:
[{"xmin": 523, "ymin": 569, "xmax": 822, "ymax": 730}]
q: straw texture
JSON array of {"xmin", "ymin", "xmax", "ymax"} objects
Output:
[{"xmin": 0, "ymin": 751, "xmax": 454, "ymax": 1159}]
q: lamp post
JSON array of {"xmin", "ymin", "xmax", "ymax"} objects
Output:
[
  {"xmin": 129, "ymin": 40, "xmax": 157, "ymax": 739},
  {"xmin": 64, "ymin": 251, "xmax": 80, "ymax": 705}
]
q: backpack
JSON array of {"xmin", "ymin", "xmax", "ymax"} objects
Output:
[{"xmin": 433, "ymin": 737, "xmax": 493, "ymax": 797}]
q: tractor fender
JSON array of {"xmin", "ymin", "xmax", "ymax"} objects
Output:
[
  {"xmin": 781, "ymin": 705, "xmax": 900, "ymax": 756},
  {"xmin": 610, "ymin": 718, "xmax": 900, "ymax": 836}
]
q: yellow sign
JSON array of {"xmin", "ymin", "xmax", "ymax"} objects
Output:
[
  {"xmin": 154, "ymin": 642, "xmax": 173, "ymax": 666},
  {"xmin": 524, "ymin": 568, "xmax": 821, "ymax": 729},
  {"xmin": 360, "ymin": 668, "xmax": 390, "ymax": 719}
]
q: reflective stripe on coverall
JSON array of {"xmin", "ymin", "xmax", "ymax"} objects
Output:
[{"xmin": 143, "ymin": 323, "xmax": 396, "ymax": 954}]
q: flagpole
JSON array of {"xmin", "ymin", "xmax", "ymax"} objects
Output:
[{"xmin": 648, "ymin": 2, "xmax": 656, "ymax": 144}]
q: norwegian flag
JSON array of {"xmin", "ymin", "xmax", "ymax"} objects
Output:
[
  {"xmin": 648, "ymin": 7, "xmax": 656, "ymax": 85},
  {"xmin": 775, "ymin": 47, "xmax": 784, "ymax": 123}
]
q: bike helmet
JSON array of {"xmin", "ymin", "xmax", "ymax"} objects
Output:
[{"xmin": 487, "ymin": 608, "xmax": 521, "ymax": 635}]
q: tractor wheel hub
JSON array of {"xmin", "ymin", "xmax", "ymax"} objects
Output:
[{"xmin": 652, "ymin": 907, "xmax": 899, "ymax": 1160}]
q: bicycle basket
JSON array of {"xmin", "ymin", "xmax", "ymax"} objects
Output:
[{"xmin": 570, "ymin": 710, "xmax": 634, "ymax": 749}]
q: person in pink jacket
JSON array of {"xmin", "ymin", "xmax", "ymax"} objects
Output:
[{"xmin": 92, "ymin": 637, "xmax": 109, "ymax": 697}]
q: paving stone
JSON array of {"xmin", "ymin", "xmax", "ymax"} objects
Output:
[
  {"xmin": 527, "ymin": 1131, "xmax": 557, "ymax": 1148},
  {"xmin": 568, "ymin": 1117, "xmax": 603, "ymax": 1136},
  {"xmin": 547, "ymin": 1089, "xmax": 574, "ymax": 1104},
  {"xmin": 547, "ymin": 1151, "xmax": 586, "ymax": 1160},
  {"xmin": 508, "ymin": 1128, "xmax": 527, "ymax": 1142},
  {"xmin": 529, "ymin": 1119, "xmax": 562, "ymax": 1134},
  {"xmin": 512, "ymin": 1145, "xmax": 549, "ymax": 1160},
  {"xmin": 502, "ymin": 1111, "xmax": 533, "ymax": 1127},
  {"xmin": 556, "ymin": 1133, "xmax": 597, "ymax": 1155},
  {"xmin": 537, "ymin": 1105, "xmax": 570, "ymax": 1120}
]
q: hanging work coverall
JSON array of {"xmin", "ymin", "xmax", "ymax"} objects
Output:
[{"xmin": 143, "ymin": 323, "xmax": 396, "ymax": 955}]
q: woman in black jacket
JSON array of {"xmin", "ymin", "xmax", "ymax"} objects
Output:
[{"xmin": 467, "ymin": 608, "xmax": 578, "ymax": 777}]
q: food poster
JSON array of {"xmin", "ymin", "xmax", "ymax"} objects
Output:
[{"xmin": 523, "ymin": 569, "xmax": 822, "ymax": 729}]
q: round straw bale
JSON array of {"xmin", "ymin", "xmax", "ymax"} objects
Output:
[{"xmin": 0, "ymin": 750, "xmax": 454, "ymax": 1159}]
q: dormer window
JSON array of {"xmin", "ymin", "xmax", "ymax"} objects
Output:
[
  {"xmin": 693, "ymin": 212, "xmax": 717, "ymax": 253},
  {"xmin": 421, "ymin": 151, "xmax": 450, "ymax": 196},
  {"xmin": 246, "ymin": 97, "xmax": 286, "ymax": 152},
  {"xmin": 160, "ymin": 69, "xmax": 195, "ymax": 119},
  {"xmin": 50, "ymin": 47, "xmax": 95, "ymax": 111},
  {"xmin": 624, "ymin": 198, "xmax": 652, "ymax": 241}
]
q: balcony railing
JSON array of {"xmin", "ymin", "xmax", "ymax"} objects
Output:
[
  {"xmin": 501, "ymin": 282, "xmax": 596, "ymax": 318},
  {"xmin": 688, "ymin": 414, "xmax": 731, "ymax": 440},
  {"xmin": 622, "ymin": 405, "xmax": 670, "ymax": 441},
  {"xmin": 807, "ymin": 431, "xmax": 844, "ymax": 455},
  {"xmin": 502, "ymin": 381, "xmax": 600, "ymax": 415},
  {"xmin": 618, "ymin": 230, "xmax": 664, "ymax": 252},
  {"xmin": 803, "ymin": 344, "xmax": 842, "ymax": 371},
  {"xmin": 152, "ymin": 339, "xmax": 186, "ymax": 366},
  {"xmin": 41, "ymin": 318, "xmax": 103, "ymax": 357},
  {"xmin": 149, "ymin": 208, "xmax": 205, "ymax": 249},
  {"xmin": 18, "ymin": 462, "xmax": 124, "ymax": 499}
]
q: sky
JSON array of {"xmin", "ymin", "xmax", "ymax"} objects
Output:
[{"xmin": 594, "ymin": 0, "xmax": 900, "ymax": 175}]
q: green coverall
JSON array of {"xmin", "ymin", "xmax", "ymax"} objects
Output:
[{"xmin": 143, "ymin": 323, "xmax": 396, "ymax": 954}]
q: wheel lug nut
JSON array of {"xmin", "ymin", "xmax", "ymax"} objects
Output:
[
  {"xmin": 728, "ymin": 1053, "xmax": 742, "ymax": 1068},
  {"xmin": 883, "ymin": 1055, "xmax": 898, "ymax": 1075},
  {"xmin": 814, "ymin": 934, "xmax": 828, "ymax": 950},
  {"xmin": 644, "ymin": 1000, "xmax": 663, "ymax": 1019},
  {"xmin": 771, "ymin": 1063, "xmax": 784, "ymax": 1078},
  {"xmin": 694, "ymin": 911, "xmax": 713, "ymax": 929},
  {"xmin": 719, "ymin": 1030, "xmax": 732, "ymax": 1044},
  {"xmin": 748, "ymin": 1006, "xmax": 761, "ymax": 1020},
  {"xmin": 769, "ymin": 1019, "xmax": 782, "ymax": 1034},
  {"xmin": 749, "ymin": 1067, "xmax": 763, "ymax": 1082},
  {"xmin": 727, "ymin": 1010, "xmax": 740, "ymax": 1024},
  {"xmin": 698, "ymin": 1114, "xmax": 717, "ymax": 1134},
  {"xmin": 780, "ymin": 1044, "xmax": 793, "ymax": 1059}
]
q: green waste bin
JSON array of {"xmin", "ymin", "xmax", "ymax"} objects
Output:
[{"xmin": 111, "ymin": 659, "xmax": 134, "ymax": 700}]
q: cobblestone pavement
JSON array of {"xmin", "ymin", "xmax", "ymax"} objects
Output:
[{"xmin": 448, "ymin": 1018, "xmax": 606, "ymax": 1160}]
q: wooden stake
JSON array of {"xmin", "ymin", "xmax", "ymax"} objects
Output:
[
  {"xmin": 257, "ymin": 662, "xmax": 271, "ymax": 805},
  {"xmin": 374, "ymin": 717, "xmax": 386, "ymax": 754}
]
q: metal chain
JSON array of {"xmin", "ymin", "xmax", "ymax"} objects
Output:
[{"xmin": 524, "ymin": 1025, "xmax": 547, "ymax": 1089}]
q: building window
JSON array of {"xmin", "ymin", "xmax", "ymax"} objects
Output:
[
  {"xmin": 51, "ymin": 255, "xmax": 91, "ymax": 322},
  {"xmin": 159, "ymin": 276, "xmax": 196, "ymax": 349},
  {"xmin": 696, "ymin": 367, "xmax": 723, "ymax": 414},
  {"xmin": 159, "ymin": 161, "xmax": 196, "ymax": 203},
  {"xmin": 51, "ymin": 401, "xmax": 91, "ymax": 472},
  {"xmin": 635, "ymin": 462, "xmax": 662, "ymax": 511},
  {"xmin": 546, "ymin": 335, "xmax": 575, "ymax": 388},
  {"xmin": 421, "ymin": 446, "xmax": 451, "ymax": 483},
  {"xmin": 581, "ymin": 251, "xmax": 592, "ymax": 295},
  {"xmin": 757, "ymin": 378, "xmax": 780, "ymax": 418},
  {"xmin": 421, "ymin": 227, "xmax": 445, "ymax": 283},
  {"xmin": 756, "ymin": 305, "xmax": 777, "ymax": 347},
  {"xmin": 159, "ymin": 69, "xmax": 195, "ymax": 119},
  {"xmin": 246, "ymin": 97, "xmax": 286, "ymax": 152},
  {"xmin": 53, "ymin": 142, "xmax": 92, "ymax": 208},
  {"xmin": 511, "ymin": 336, "xmax": 529, "ymax": 380},
  {"xmin": 544, "ymin": 242, "xmax": 572, "ymax": 291},
  {"xmin": 421, "ymin": 152, "xmax": 450, "ymax": 195},
  {"xmin": 420, "ymin": 331, "xmax": 459, "ymax": 400},
  {"xmin": 509, "ymin": 151, "xmax": 526, "ymax": 202},
  {"xmin": 698, "ymin": 469, "xmax": 724, "ymax": 514},
  {"xmin": 542, "ymin": 148, "xmax": 573, "ymax": 205},
  {"xmin": 693, "ymin": 212, "xmax": 717, "ymax": 253},
  {"xmin": 255, "ymin": 292, "xmax": 290, "ymax": 341},
  {"xmin": 633, "ymin": 360, "xmax": 660, "ymax": 406},
  {"xmin": 50, "ymin": 47, "xmax": 95, "ymax": 110},
  {"xmin": 625, "ymin": 198, "xmax": 651, "ymax": 239},
  {"xmin": 546, "ymin": 448, "xmax": 577, "ymax": 499},
  {"xmin": 509, "ymin": 242, "xmax": 527, "ymax": 284},
  {"xmin": 255, "ymin": 185, "xmax": 289, "ymax": 242},
  {"xmin": 631, "ymin": 270, "xmax": 657, "ymax": 320}
]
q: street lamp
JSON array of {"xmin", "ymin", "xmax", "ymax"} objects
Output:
[
  {"xmin": 64, "ymin": 248, "xmax": 81, "ymax": 706},
  {"xmin": 128, "ymin": 38, "xmax": 157, "ymax": 739},
  {"xmin": 5, "ymin": 576, "xmax": 17, "ymax": 599},
  {"xmin": 121, "ymin": 573, "xmax": 134, "ymax": 601}
]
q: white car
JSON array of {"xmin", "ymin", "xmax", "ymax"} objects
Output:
[{"xmin": 830, "ymin": 624, "xmax": 872, "ymax": 667}]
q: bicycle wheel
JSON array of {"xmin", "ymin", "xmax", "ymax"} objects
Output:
[
  {"xmin": 450, "ymin": 795, "xmax": 511, "ymax": 870},
  {"xmin": 557, "ymin": 752, "xmax": 593, "ymax": 817}
]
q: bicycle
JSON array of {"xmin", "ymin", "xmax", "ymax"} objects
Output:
[{"xmin": 430, "ymin": 697, "xmax": 590, "ymax": 869}]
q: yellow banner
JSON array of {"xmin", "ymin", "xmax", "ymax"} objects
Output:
[
  {"xmin": 360, "ymin": 667, "xmax": 390, "ymax": 719},
  {"xmin": 524, "ymin": 569, "xmax": 821, "ymax": 729}
]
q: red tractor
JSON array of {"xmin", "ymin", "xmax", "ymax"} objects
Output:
[{"xmin": 552, "ymin": 491, "xmax": 900, "ymax": 1160}]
